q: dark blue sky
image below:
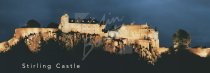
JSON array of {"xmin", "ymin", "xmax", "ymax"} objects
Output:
[{"xmin": 0, "ymin": 0, "xmax": 210, "ymax": 47}]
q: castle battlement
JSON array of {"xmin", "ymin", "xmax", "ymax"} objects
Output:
[{"xmin": 14, "ymin": 28, "xmax": 58, "ymax": 39}]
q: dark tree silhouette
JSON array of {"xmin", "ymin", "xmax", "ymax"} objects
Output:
[
  {"xmin": 26, "ymin": 19, "xmax": 41, "ymax": 27},
  {"xmin": 173, "ymin": 29, "xmax": 191, "ymax": 49},
  {"xmin": 46, "ymin": 22, "xmax": 58, "ymax": 28}
]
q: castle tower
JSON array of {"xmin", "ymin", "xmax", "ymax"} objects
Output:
[
  {"xmin": 154, "ymin": 31, "xmax": 159, "ymax": 48},
  {"xmin": 59, "ymin": 13, "xmax": 69, "ymax": 30}
]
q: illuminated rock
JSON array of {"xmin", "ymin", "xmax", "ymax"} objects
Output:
[
  {"xmin": 0, "ymin": 42, "xmax": 10, "ymax": 53},
  {"xmin": 188, "ymin": 48, "xmax": 210, "ymax": 58}
]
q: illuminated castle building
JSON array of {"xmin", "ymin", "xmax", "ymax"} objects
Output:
[
  {"xmin": 0, "ymin": 13, "xmax": 209, "ymax": 62},
  {"xmin": 0, "ymin": 13, "xmax": 161, "ymax": 54},
  {"xmin": 58, "ymin": 14, "xmax": 160, "ymax": 51}
]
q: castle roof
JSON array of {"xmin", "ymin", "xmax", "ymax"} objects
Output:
[{"xmin": 69, "ymin": 18, "xmax": 99, "ymax": 24}]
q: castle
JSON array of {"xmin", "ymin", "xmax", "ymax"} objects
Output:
[
  {"xmin": 58, "ymin": 14, "xmax": 160, "ymax": 50},
  {"xmin": 0, "ymin": 13, "xmax": 163, "ymax": 55},
  {"xmin": 1, "ymin": 13, "xmax": 210, "ymax": 64}
]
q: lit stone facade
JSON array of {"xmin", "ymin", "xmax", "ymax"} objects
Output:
[{"xmin": 59, "ymin": 14, "xmax": 160, "ymax": 49}]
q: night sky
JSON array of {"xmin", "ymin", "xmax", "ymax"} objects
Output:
[{"xmin": 0, "ymin": 0, "xmax": 210, "ymax": 47}]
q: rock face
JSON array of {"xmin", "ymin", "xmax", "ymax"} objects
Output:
[
  {"xmin": 188, "ymin": 48, "xmax": 210, "ymax": 58},
  {"xmin": 133, "ymin": 44, "xmax": 160, "ymax": 65},
  {"xmin": 0, "ymin": 42, "xmax": 10, "ymax": 52},
  {"xmin": 103, "ymin": 38, "xmax": 129, "ymax": 54},
  {"xmin": 25, "ymin": 33, "xmax": 42, "ymax": 52}
]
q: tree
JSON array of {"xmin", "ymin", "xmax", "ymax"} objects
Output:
[
  {"xmin": 26, "ymin": 19, "xmax": 41, "ymax": 28},
  {"xmin": 173, "ymin": 29, "xmax": 191, "ymax": 49},
  {"xmin": 47, "ymin": 22, "xmax": 58, "ymax": 28}
]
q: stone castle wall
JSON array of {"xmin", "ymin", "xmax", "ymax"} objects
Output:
[
  {"xmin": 14, "ymin": 28, "xmax": 58, "ymax": 39},
  {"xmin": 58, "ymin": 13, "xmax": 160, "ymax": 49},
  {"xmin": 60, "ymin": 23, "xmax": 106, "ymax": 35}
]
